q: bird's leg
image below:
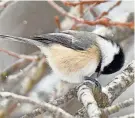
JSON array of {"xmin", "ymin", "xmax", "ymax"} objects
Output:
[{"xmin": 84, "ymin": 76, "xmax": 102, "ymax": 92}]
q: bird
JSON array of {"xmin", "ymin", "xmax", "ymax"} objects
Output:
[{"xmin": 0, "ymin": 30, "xmax": 125, "ymax": 96}]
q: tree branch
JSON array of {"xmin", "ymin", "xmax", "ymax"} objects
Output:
[
  {"xmin": 5, "ymin": 58, "xmax": 46, "ymax": 114},
  {"xmin": 103, "ymin": 98, "xmax": 134, "ymax": 115},
  {"xmin": 0, "ymin": 51, "xmax": 41, "ymax": 83},
  {"xmin": 48, "ymin": 1, "xmax": 134, "ymax": 29},
  {"xmin": 62, "ymin": 1, "xmax": 107, "ymax": 7},
  {"xmin": 75, "ymin": 60, "xmax": 134, "ymax": 118},
  {"xmin": 114, "ymin": 113, "xmax": 135, "ymax": 118},
  {"xmin": 76, "ymin": 82, "xmax": 102, "ymax": 118},
  {"xmin": 96, "ymin": 1, "xmax": 122, "ymax": 19},
  {"xmin": 0, "ymin": 57, "xmax": 47, "ymax": 118},
  {"xmin": 21, "ymin": 89, "xmax": 75, "ymax": 118},
  {"xmin": 93, "ymin": 12, "xmax": 134, "ymax": 42},
  {"xmin": 0, "ymin": 92, "xmax": 74, "ymax": 118},
  {"xmin": 0, "ymin": 58, "xmax": 30, "ymax": 82},
  {"xmin": 0, "ymin": 48, "xmax": 38, "ymax": 61},
  {"xmin": 0, "ymin": 0, "xmax": 12, "ymax": 8},
  {"xmin": 20, "ymin": 59, "xmax": 134, "ymax": 118},
  {"xmin": 102, "ymin": 60, "xmax": 134, "ymax": 104},
  {"xmin": 54, "ymin": 16, "xmax": 61, "ymax": 30}
]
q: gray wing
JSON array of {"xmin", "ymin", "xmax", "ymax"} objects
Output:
[
  {"xmin": 32, "ymin": 30, "xmax": 99, "ymax": 50},
  {"xmin": 0, "ymin": 30, "xmax": 101, "ymax": 50}
]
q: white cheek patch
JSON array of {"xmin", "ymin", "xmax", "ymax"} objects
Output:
[{"xmin": 97, "ymin": 37, "xmax": 120, "ymax": 71}]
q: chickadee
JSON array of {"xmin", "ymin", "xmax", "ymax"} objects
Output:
[{"xmin": 0, "ymin": 30, "xmax": 124, "ymax": 85}]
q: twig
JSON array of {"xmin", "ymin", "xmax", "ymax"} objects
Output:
[
  {"xmin": 102, "ymin": 60, "xmax": 135, "ymax": 104},
  {"xmin": 0, "ymin": 51, "xmax": 42, "ymax": 117},
  {"xmin": 8, "ymin": 61, "xmax": 37, "ymax": 92},
  {"xmin": 0, "ymin": 48, "xmax": 38, "ymax": 61},
  {"xmin": 63, "ymin": 1, "xmax": 107, "ymax": 7},
  {"xmin": 54, "ymin": 16, "xmax": 61, "ymax": 30},
  {"xmin": 89, "ymin": 4, "xmax": 99, "ymax": 18},
  {"xmin": 0, "ymin": 57, "xmax": 46, "ymax": 118},
  {"xmin": 114, "ymin": 113, "xmax": 135, "ymax": 118},
  {"xmin": 48, "ymin": 1, "xmax": 134, "ymax": 29},
  {"xmin": 20, "ymin": 89, "xmax": 75, "ymax": 118},
  {"xmin": 0, "ymin": 61, "xmax": 37, "ymax": 114},
  {"xmin": 0, "ymin": 58, "xmax": 30, "ymax": 82},
  {"xmin": 0, "ymin": 0, "xmax": 12, "ymax": 8},
  {"xmin": 79, "ymin": 4, "xmax": 84, "ymax": 17},
  {"xmin": 75, "ymin": 106, "xmax": 88, "ymax": 118},
  {"xmin": 84, "ymin": 18, "xmax": 134, "ymax": 29},
  {"xmin": 0, "ymin": 92, "xmax": 74, "ymax": 118},
  {"xmin": 48, "ymin": 1, "xmax": 83, "ymax": 23},
  {"xmin": 103, "ymin": 98, "xmax": 134, "ymax": 115},
  {"xmin": 21, "ymin": 108, "xmax": 46, "ymax": 118},
  {"xmin": 8, "ymin": 61, "xmax": 36, "ymax": 81},
  {"xmin": 5, "ymin": 58, "xmax": 46, "ymax": 115},
  {"xmin": 19, "ymin": 58, "xmax": 46, "ymax": 94},
  {"xmin": 93, "ymin": 12, "xmax": 134, "ymax": 42},
  {"xmin": 0, "ymin": 51, "xmax": 41, "ymax": 83},
  {"xmin": 96, "ymin": 1, "xmax": 122, "ymax": 19},
  {"xmin": 0, "ymin": 62, "xmax": 38, "ymax": 117}
]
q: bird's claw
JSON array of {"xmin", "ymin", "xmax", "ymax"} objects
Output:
[{"xmin": 84, "ymin": 76, "xmax": 102, "ymax": 92}]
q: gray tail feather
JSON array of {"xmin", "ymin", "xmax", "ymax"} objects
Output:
[{"xmin": 0, "ymin": 34, "xmax": 44, "ymax": 47}]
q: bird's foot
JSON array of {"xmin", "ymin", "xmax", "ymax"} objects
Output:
[{"xmin": 84, "ymin": 76, "xmax": 102, "ymax": 92}]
